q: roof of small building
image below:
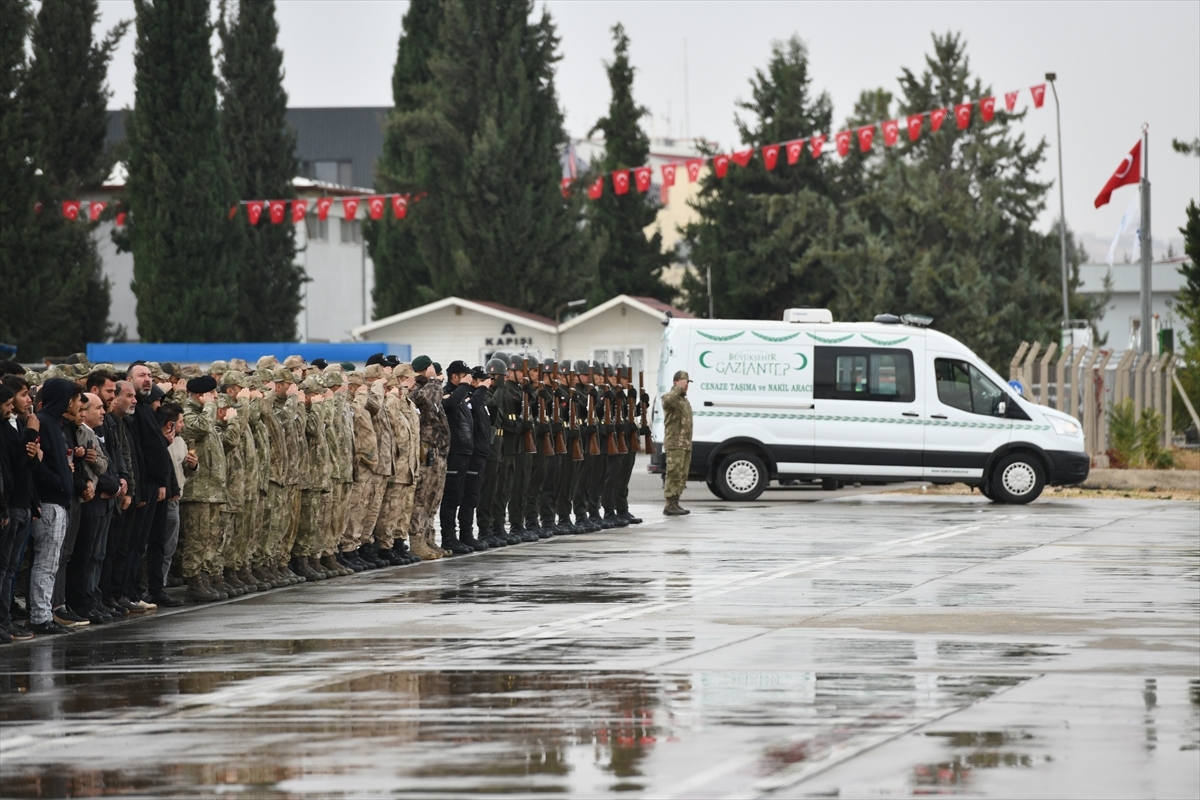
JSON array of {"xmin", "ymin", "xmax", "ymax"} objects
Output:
[
  {"xmin": 557, "ymin": 294, "xmax": 694, "ymax": 332},
  {"xmin": 352, "ymin": 297, "xmax": 558, "ymax": 338}
]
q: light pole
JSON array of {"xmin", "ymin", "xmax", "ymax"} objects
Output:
[{"xmin": 1047, "ymin": 72, "xmax": 1070, "ymax": 335}]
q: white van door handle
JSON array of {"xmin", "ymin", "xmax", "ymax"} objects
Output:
[
  {"xmin": 902, "ymin": 412, "xmax": 919, "ymax": 417},
  {"xmin": 930, "ymin": 414, "xmax": 948, "ymax": 420}
]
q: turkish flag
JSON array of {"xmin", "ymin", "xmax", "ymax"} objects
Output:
[
  {"xmin": 62, "ymin": 200, "xmax": 80, "ymax": 220},
  {"xmin": 762, "ymin": 143, "xmax": 780, "ymax": 170},
  {"xmin": 980, "ymin": 97, "xmax": 996, "ymax": 122},
  {"xmin": 785, "ymin": 139, "xmax": 804, "ymax": 165},
  {"xmin": 1030, "ymin": 84, "xmax": 1046, "ymax": 109},
  {"xmin": 316, "ymin": 197, "xmax": 333, "ymax": 221},
  {"xmin": 1094, "ymin": 140, "xmax": 1141, "ymax": 208},
  {"xmin": 115, "ymin": 211, "xmax": 126, "ymax": 227},
  {"xmin": 686, "ymin": 159, "xmax": 704, "ymax": 182},
  {"xmin": 612, "ymin": 169, "xmax": 631, "ymax": 195},
  {"xmin": 588, "ymin": 176, "xmax": 604, "ymax": 199},
  {"xmin": 835, "ymin": 131, "xmax": 851, "ymax": 157},
  {"xmin": 89, "ymin": 201, "xmax": 106, "ymax": 222},
  {"xmin": 1005, "ymin": 91, "xmax": 1018, "ymax": 112},
  {"xmin": 268, "ymin": 200, "xmax": 286, "ymax": 224},
  {"xmin": 857, "ymin": 125, "xmax": 875, "ymax": 152},
  {"xmin": 247, "ymin": 201, "xmax": 264, "ymax": 225},
  {"xmin": 560, "ymin": 177, "xmax": 571, "ymax": 198},
  {"xmin": 367, "ymin": 196, "xmax": 385, "ymax": 220},
  {"xmin": 810, "ymin": 135, "xmax": 826, "ymax": 158},
  {"xmin": 731, "ymin": 148, "xmax": 753, "ymax": 167},
  {"xmin": 907, "ymin": 114, "xmax": 923, "ymax": 141},
  {"xmin": 954, "ymin": 103, "xmax": 972, "ymax": 130},
  {"xmin": 391, "ymin": 194, "xmax": 408, "ymax": 219},
  {"xmin": 882, "ymin": 120, "xmax": 899, "ymax": 147},
  {"xmin": 713, "ymin": 154, "xmax": 730, "ymax": 178},
  {"xmin": 634, "ymin": 166, "xmax": 652, "ymax": 192},
  {"xmin": 292, "ymin": 199, "xmax": 308, "ymax": 223},
  {"xmin": 661, "ymin": 163, "xmax": 677, "ymax": 187},
  {"xmin": 931, "ymin": 108, "xmax": 948, "ymax": 131},
  {"xmin": 342, "ymin": 197, "xmax": 359, "ymax": 219}
]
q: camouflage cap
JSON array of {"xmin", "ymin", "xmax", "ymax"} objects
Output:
[
  {"xmin": 393, "ymin": 363, "xmax": 415, "ymax": 380},
  {"xmin": 215, "ymin": 392, "xmax": 232, "ymax": 409},
  {"xmin": 283, "ymin": 355, "xmax": 307, "ymax": 370},
  {"xmin": 319, "ymin": 371, "xmax": 344, "ymax": 390},
  {"xmin": 208, "ymin": 360, "xmax": 229, "ymax": 374},
  {"xmin": 345, "ymin": 371, "xmax": 366, "ymax": 387},
  {"xmin": 160, "ymin": 362, "xmax": 182, "ymax": 379},
  {"xmin": 180, "ymin": 364, "xmax": 203, "ymax": 379},
  {"xmin": 228, "ymin": 358, "xmax": 250, "ymax": 372},
  {"xmin": 362, "ymin": 363, "xmax": 386, "ymax": 381},
  {"xmin": 220, "ymin": 370, "xmax": 245, "ymax": 389},
  {"xmin": 25, "ymin": 369, "xmax": 43, "ymax": 386},
  {"xmin": 93, "ymin": 363, "xmax": 116, "ymax": 375},
  {"xmin": 254, "ymin": 368, "xmax": 276, "ymax": 385},
  {"xmin": 63, "ymin": 352, "xmax": 88, "ymax": 366},
  {"xmin": 672, "ymin": 370, "xmax": 691, "ymax": 382},
  {"xmin": 241, "ymin": 372, "xmax": 262, "ymax": 390},
  {"xmin": 256, "ymin": 355, "xmax": 279, "ymax": 370},
  {"xmin": 272, "ymin": 367, "xmax": 294, "ymax": 384},
  {"xmin": 145, "ymin": 361, "xmax": 167, "ymax": 380},
  {"xmin": 299, "ymin": 376, "xmax": 323, "ymax": 394}
]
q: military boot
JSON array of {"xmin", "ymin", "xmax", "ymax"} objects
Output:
[
  {"xmin": 224, "ymin": 568, "xmax": 249, "ymax": 595},
  {"xmin": 663, "ymin": 497, "xmax": 689, "ymax": 516},
  {"xmin": 205, "ymin": 573, "xmax": 230, "ymax": 600},
  {"xmin": 249, "ymin": 565, "xmax": 274, "ymax": 590},
  {"xmin": 240, "ymin": 565, "xmax": 268, "ymax": 592},
  {"xmin": 409, "ymin": 533, "xmax": 441, "ymax": 560},
  {"xmin": 186, "ymin": 575, "xmax": 219, "ymax": 603},
  {"xmin": 621, "ymin": 510, "xmax": 643, "ymax": 525},
  {"xmin": 211, "ymin": 571, "xmax": 238, "ymax": 598},
  {"xmin": 321, "ymin": 553, "xmax": 349, "ymax": 577},
  {"xmin": 393, "ymin": 539, "xmax": 419, "ymax": 564},
  {"xmin": 441, "ymin": 532, "xmax": 473, "ymax": 555},
  {"xmin": 293, "ymin": 557, "xmax": 320, "ymax": 581}
]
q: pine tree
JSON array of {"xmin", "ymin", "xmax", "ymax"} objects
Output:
[
  {"xmin": 679, "ymin": 36, "xmax": 835, "ymax": 320},
  {"xmin": 0, "ymin": 0, "xmax": 125, "ymax": 359},
  {"xmin": 219, "ymin": 0, "xmax": 302, "ymax": 341},
  {"xmin": 368, "ymin": 0, "xmax": 443, "ymax": 317},
  {"xmin": 124, "ymin": 0, "xmax": 239, "ymax": 342},
  {"xmin": 1174, "ymin": 200, "xmax": 1200, "ymax": 433},
  {"xmin": 377, "ymin": 0, "xmax": 596, "ymax": 318},
  {"xmin": 586, "ymin": 24, "xmax": 672, "ymax": 304}
]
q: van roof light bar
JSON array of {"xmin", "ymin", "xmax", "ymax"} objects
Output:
[{"xmin": 901, "ymin": 314, "xmax": 933, "ymax": 327}]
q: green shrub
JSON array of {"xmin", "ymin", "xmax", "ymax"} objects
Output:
[
  {"xmin": 1107, "ymin": 399, "xmax": 1140, "ymax": 468},
  {"xmin": 1138, "ymin": 407, "xmax": 1176, "ymax": 469}
]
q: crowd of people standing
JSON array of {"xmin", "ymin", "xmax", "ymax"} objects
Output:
[{"xmin": 0, "ymin": 349, "xmax": 658, "ymax": 642}]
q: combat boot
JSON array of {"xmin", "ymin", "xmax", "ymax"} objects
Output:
[
  {"xmin": 279, "ymin": 562, "xmax": 305, "ymax": 584},
  {"xmin": 293, "ymin": 558, "xmax": 320, "ymax": 581},
  {"xmin": 240, "ymin": 565, "xmax": 268, "ymax": 592},
  {"xmin": 205, "ymin": 573, "xmax": 229, "ymax": 600},
  {"xmin": 393, "ymin": 539, "xmax": 419, "ymax": 564},
  {"xmin": 224, "ymin": 568, "xmax": 249, "ymax": 594},
  {"xmin": 663, "ymin": 497, "xmax": 690, "ymax": 516},
  {"xmin": 408, "ymin": 534, "xmax": 441, "ymax": 560},
  {"xmin": 321, "ymin": 553, "xmax": 348, "ymax": 576},
  {"xmin": 621, "ymin": 511, "xmax": 643, "ymax": 525},
  {"xmin": 459, "ymin": 532, "xmax": 488, "ymax": 552},
  {"xmin": 250, "ymin": 565, "xmax": 274, "ymax": 590},
  {"xmin": 186, "ymin": 575, "xmax": 219, "ymax": 603},
  {"xmin": 604, "ymin": 512, "xmax": 628, "ymax": 528},
  {"xmin": 483, "ymin": 528, "xmax": 508, "ymax": 547},
  {"xmin": 211, "ymin": 571, "xmax": 238, "ymax": 597}
]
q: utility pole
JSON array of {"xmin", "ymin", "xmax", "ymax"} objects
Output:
[
  {"xmin": 1139, "ymin": 123, "xmax": 1153, "ymax": 354},
  {"xmin": 1046, "ymin": 73, "xmax": 1070, "ymax": 332},
  {"xmin": 683, "ymin": 38, "xmax": 690, "ymax": 142},
  {"xmin": 706, "ymin": 265, "xmax": 713, "ymax": 320}
]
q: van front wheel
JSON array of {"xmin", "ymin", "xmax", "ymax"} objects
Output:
[
  {"xmin": 990, "ymin": 453, "xmax": 1045, "ymax": 504},
  {"xmin": 715, "ymin": 452, "xmax": 767, "ymax": 501}
]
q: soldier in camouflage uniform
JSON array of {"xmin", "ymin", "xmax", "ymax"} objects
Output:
[
  {"xmin": 267, "ymin": 368, "xmax": 304, "ymax": 585},
  {"xmin": 218, "ymin": 372, "xmax": 257, "ymax": 595},
  {"xmin": 291, "ymin": 377, "xmax": 333, "ymax": 580},
  {"xmin": 321, "ymin": 368, "xmax": 354, "ymax": 577},
  {"xmin": 340, "ymin": 370, "xmax": 386, "ymax": 571},
  {"xmin": 408, "ymin": 355, "xmax": 452, "ymax": 558},
  {"xmin": 661, "ymin": 370, "xmax": 693, "ymax": 515},
  {"xmin": 180, "ymin": 376, "xmax": 232, "ymax": 602},
  {"xmin": 211, "ymin": 390, "xmax": 248, "ymax": 597},
  {"xmin": 237, "ymin": 372, "xmax": 271, "ymax": 591},
  {"xmin": 375, "ymin": 365, "xmax": 420, "ymax": 564}
]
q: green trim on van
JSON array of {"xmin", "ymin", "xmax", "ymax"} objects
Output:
[
  {"xmin": 861, "ymin": 335, "xmax": 910, "ymax": 346},
  {"xmin": 697, "ymin": 330, "xmax": 745, "ymax": 341},
  {"xmin": 751, "ymin": 331, "xmax": 800, "ymax": 342},
  {"xmin": 806, "ymin": 332, "xmax": 854, "ymax": 344},
  {"xmin": 695, "ymin": 409, "xmax": 1049, "ymax": 431}
]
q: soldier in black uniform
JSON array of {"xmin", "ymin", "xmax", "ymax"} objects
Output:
[
  {"xmin": 568, "ymin": 360, "xmax": 596, "ymax": 532},
  {"xmin": 579, "ymin": 362, "xmax": 606, "ymax": 531},
  {"xmin": 615, "ymin": 367, "xmax": 644, "ymax": 526},
  {"xmin": 599, "ymin": 364, "xmax": 629, "ymax": 528},
  {"xmin": 522, "ymin": 358, "xmax": 552, "ymax": 539},
  {"xmin": 533, "ymin": 357, "xmax": 561, "ymax": 535},
  {"xmin": 504, "ymin": 354, "xmax": 537, "ymax": 543},
  {"xmin": 457, "ymin": 365, "xmax": 494, "ymax": 551},
  {"xmin": 552, "ymin": 359, "xmax": 582, "ymax": 534},
  {"xmin": 476, "ymin": 357, "xmax": 509, "ymax": 547}
]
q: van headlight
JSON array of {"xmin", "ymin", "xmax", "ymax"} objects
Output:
[{"xmin": 1048, "ymin": 416, "xmax": 1080, "ymax": 437}]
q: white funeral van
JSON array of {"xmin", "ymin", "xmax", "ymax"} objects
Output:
[{"xmin": 650, "ymin": 310, "xmax": 1090, "ymax": 504}]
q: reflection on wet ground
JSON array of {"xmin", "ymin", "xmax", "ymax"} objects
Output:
[{"xmin": 1, "ymin": 497, "xmax": 1197, "ymax": 797}]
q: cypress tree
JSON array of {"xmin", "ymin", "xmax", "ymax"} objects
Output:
[
  {"xmin": 586, "ymin": 24, "xmax": 672, "ymax": 304},
  {"xmin": 368, "ymin": 0, "xmax": 443, "ymax": 316},
  {"xmin": 124, "ymin": 0, "xmax": 239, "ymax": 342},
  {"xmin": 218, "ymin": 0, "xmax": 303, "ymax": 341},
  {"xmin": 0, "ymin": 0, "xmax": 126, "ymax": 359}
]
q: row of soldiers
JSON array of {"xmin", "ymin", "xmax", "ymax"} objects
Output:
[{"xmin": 147, "ymin": 350, "xmax": 650, "ymax": 603}]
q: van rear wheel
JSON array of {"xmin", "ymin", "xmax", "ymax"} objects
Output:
[
  {"xmin": 715, "ymin": 452, "xmax": 767, "ymax": 501},
  {"xmin": 990, "ymin": 453, "xmax": 1045, "ymax": 504}
]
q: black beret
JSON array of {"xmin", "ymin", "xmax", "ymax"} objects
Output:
[
  {"xmin": 365, "ymin": 352, "xmax": 386, "ymax": 366},
  {"xmin": 310, "ymin": 358, "xmax": 328, "ymax": 370},
  {"xmin": 186, "ymin": 375, "xmax": 218, "ymax": 394}
]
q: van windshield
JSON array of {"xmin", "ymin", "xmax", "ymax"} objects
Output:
[{"xmin": 934, "ymin": 359, "xmax": 1004, "ymax": 416}]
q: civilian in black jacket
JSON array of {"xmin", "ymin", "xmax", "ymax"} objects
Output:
[
  {"xmin": 1, "ymin": 378, "xmax": 41, "ymax": 640},
  {"xmin": 121, "ymin": 365, "xmax": 172, "ymax": 610},
  {"xmin": 437, "ymin": 361, "xmax": 476, "ymax": 554},
  {"xmin": 102, "ymin": 380, "xmax": 142, "ymax": 612},
  {"xmin": 458, "ymin": 369, "xmax": 494, "ymax": 551}
]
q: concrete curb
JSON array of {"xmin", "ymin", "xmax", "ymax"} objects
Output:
[{"xmin": 1082, "ymin": 468, "xmax": 1200, "ymax": 491}]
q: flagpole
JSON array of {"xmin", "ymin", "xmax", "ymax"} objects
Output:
[
  {"xmin": 1139, "ymin": 123, "xmax": 1153, "ymax": 354},
  {"xmin": 1047, "ymin": 73, "xmax": 1069, "ymax": 331}
]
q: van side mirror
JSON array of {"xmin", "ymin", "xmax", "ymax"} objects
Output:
[{"xmin": 996, "ymin": 400, "xmax": 1007, "ymax": 417}]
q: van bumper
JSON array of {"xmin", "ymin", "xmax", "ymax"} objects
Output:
[{"xmin": 1046, "ymin": 450, "xmax": 1090, "ymax": 485}]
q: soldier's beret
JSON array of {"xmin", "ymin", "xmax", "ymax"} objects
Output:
[
  {"xmin": 340, "ymin": 362, "xmax": 356, "ymax": 371},
  {"xmin": 186, "ymin": 375, "xmax": 218, "ymax": 395},
  {"xmin": 432, "ymin": 362, "xmax": 442, "ymax": 376},
  {"xmin": 411, "ymin": 355, "xmax": 432, "ymax": 373}
]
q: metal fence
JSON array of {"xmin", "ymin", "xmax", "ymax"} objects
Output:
[{"xmin": 1008, "ymin": 342, "xmax": 1175, "ymax": 460}]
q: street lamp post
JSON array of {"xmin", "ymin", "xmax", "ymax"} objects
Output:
[{"xmin": 1047, "ymin": 72, "xmax": 1070, "ymax": 336}]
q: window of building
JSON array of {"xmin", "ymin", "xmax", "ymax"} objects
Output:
[
  {"xmin": 305, "ymin": 214, "xmax": 328, "ymax": 242},
  {"xmin": 311, "ymin": 160, "xmax": 354, "ymax": 187},
  {"xmin": 589, "ymin": 347, "xmax": 645, "ymax": 373},
  {"xmin": 340, "ymin": 218, "xmax": 361, "ymax": 245},
  {"xmin": 814, "ymin": 346, "xmax": 915, "ymax": 402},
  {"xmin": 934, "ymin": 358, "xmax": 1005, "ymax": 416}
]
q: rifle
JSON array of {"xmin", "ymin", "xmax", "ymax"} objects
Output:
[
  {"xmin": 586, "ymin": 368, "xmax": 601, "ymax": 456},
  {"xmin": 568, "ymin": 374, "xmax": 584, "ymax": 462},
  {"xmin": 551, "ymin": 362, "xmax": 568, "ymax": 455},
  {"xmin": 639, "ymin": 369, "xmax": 653, "ymax": 455},
  {"xmin": 538, "ymin": 392, "xmax": 555, "ymax": 456},
  {"xmin": 521, "ymin": 358, "xmax": 537, "ymax": 454},
  {"xmin": 605, "ymin": 375, "xmax": 621, "ymax": 456},
  {"xmin": 627, "ymin": 369, "xmax": 641, "ymax": 453}
]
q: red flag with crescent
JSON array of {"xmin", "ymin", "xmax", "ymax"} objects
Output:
[
  {"xmin": 115, "ymin": 211, "xmax": 126, "ymax": 227},
  {"xmin": 930, "ymin": 108, "xmax": 948, "ymax": 131},
  {"xmin": 810, "ymin": 135, "xmax": 826, "ymax": 158},
  {"xmin": 1094, "ymin": 140, "xmax": 1141, "ymax": 208},
  {"xmin": 835, "ymin": 131, "xmax": 851, "ymax": 157},
  {"xmin": 731, "ymin": 149, "xmax": 753, "ymax": 168},
  {"xmin": 762, "ymin": 144, "xmax": 780, "ymax": 170},
  {"xmin": 391, "ymin": 194, "xmax": 408, "ymax": 219},
  {"xmin": 1030, "ymin": 84, "xmax": 1046, "ymax": 108},
  {"xmin": 612, "ymin": 169, "xmax": 630, "ymax": 195},
  {"xmin": 268, "ymin": 200, "xmax": 286, "ymax": 224},
  {"xmin": 633, "ymin": 166, "xmax": 652, "ymax": 192},
  {"xmin": 954, "ymin": 103, "xmax": 972, "ymax": 130},
  {"xmin": 713, "ymin": 154, "xmax": 730, "ymax": 178},
  {"xmin": 980, "ymin": 97, "xmax": 996, "ymax": 122},
  {"xmin": 89, "ymin": 201, "xmax": 106, "ymax": 222},
  {"xmin": 247, "ymin": 201, "xmax": 264, "ymax": 225},
  {"xmin": 661, "ymin": 163, "xmax": 677, "ymax": 187},
  {"xmin": 367, "ymin": 196, "xmax": 385, "ymax": 220},
  {"xmin": 785, "ymin": 140, "xmax": 804, "ymax": 165},
  {"xmin": 588, "ymin": 176, "xmax": 604, "ymax": 199},
  {"xmin": 1004, "ymin": 91, "xmax": 1018, "ymax": 112},
  {"xmin": 342, "ymin": 197, "xmax": 359, "ymax": 219},
  {"xmin": 62, "ymin": 200, "xmax": 80, "ymax": 220},
  {"xmin": 292, "ymin": 199, "xmax": 308, "ymax": 223},
  {"xmin": 560, "ymin": 178, "xmax": 571, "ymax": 198},
  {"xmin": 907, "ymin": 114, "xmax": 923, "ymax": 141},
  {"xmin": 882, "ymin": 120, "xmax": 899, "ymax": 147},
  {"xmin": 686, "ymin": 159, "xmax": 703, "ymax": 182},
  {"xmin": 857, "ymin": 125, "xmax": 875, "ymax": 152},
  {"xmin": 316, "ymin": 197, "xmax": 333, "ymax": 221}
]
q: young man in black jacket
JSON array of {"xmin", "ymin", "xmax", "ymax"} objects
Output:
[
  {"xmin": 0, "ymin": 376, "xmax": 39, "ymax": 640},
  {"xmin": 121, "ymin": 364, "xmax": 173, "ymax": 611},
  {"xmin": 457, "ymin": 367, "xmax": 494, "ymax": 551},
  {"xmin": 437, "ymin": 361, "xmax": 476, "ymax": 555},
  {"xmin": 102, "ymin": 380, "xmax": 142, "ymax": 615}
]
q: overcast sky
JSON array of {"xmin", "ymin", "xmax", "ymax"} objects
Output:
[{"xmin": 96, "ymin": 0, "xmax": 1198, "ymax": 259}]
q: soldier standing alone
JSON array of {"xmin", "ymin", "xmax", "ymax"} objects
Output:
[{"xmin": 661, "ymin": 371, "xmax": 693, "ymax": 516}]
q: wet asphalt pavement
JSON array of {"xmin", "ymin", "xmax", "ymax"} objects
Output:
[{"xmin": 1, "ymin": 470, "xmax": 1197, "ymax": 798}]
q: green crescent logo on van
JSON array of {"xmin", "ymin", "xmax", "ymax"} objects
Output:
[
  {"xmin": 699, "ymin": 350, "xmax": 713, "ymax": 368},
  {"xmin": 794, "ymin": 352, "xmax": 808, "ymax": 370},
  {"xmin": 697, "ymin": 330, "xmax": 744, "ymax": 341}
]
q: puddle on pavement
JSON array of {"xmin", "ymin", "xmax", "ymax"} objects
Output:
[
  {"xmin": 910, "ymin": 729, "xmax": 1050, "ymax": 792},
  {"xmin": 370, "ymin": 573, "xmax": 654, "ymax": 605}
]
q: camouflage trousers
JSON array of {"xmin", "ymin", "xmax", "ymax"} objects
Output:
[
  {"xmin": 663, "ymin": 448, "xmax": 691, "ymax": 500},
  {"xmin": 410, "ymin": 450, "xmax": 447, "ymax": 543},
  {"xmin": 326, "ymin": 481, "xmax": 353, "ymax": 555},
  {"xmin": 265, "ymin": 483, "xmax": 301, "ymax": 565},
  {"xmin": 293, "ymin": 490, "xmax": 331, "ymax": 558},
  {"xmin": 250, "ymin": 487, "xmax": 272, "ymax": 568},
  {"xmin": 180, "ymin": 502, "xmax": 225, "ymax": 579},
  {"xmin": 374, "ymin": 480, "xmax": 415, "ymax": 550},
  {"xmin": 342, "ymin": 473, "xmax": 386, "ymax": 552}
]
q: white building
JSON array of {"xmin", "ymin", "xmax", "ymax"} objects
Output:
[
  {"xmin": 1077, "ymin": 258, "xmax": 1191, "ymax": 353},
  {"xmin": 351, "ymin": 294, "xmax": 695, "ymax": 392}
]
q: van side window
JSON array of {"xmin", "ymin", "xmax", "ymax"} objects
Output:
[
  {"xmin": 814, "ymin": 347, "xmax": 915, "ymax": 402},
  {"xmin": 934, "ymin": 358, "xmax": 1005, "ymax": 416}
]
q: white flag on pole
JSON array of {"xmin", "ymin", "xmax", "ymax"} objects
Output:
[{"xmin": 1107, "ymin": 191, "xmax": 1140, "ymax": 266}]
